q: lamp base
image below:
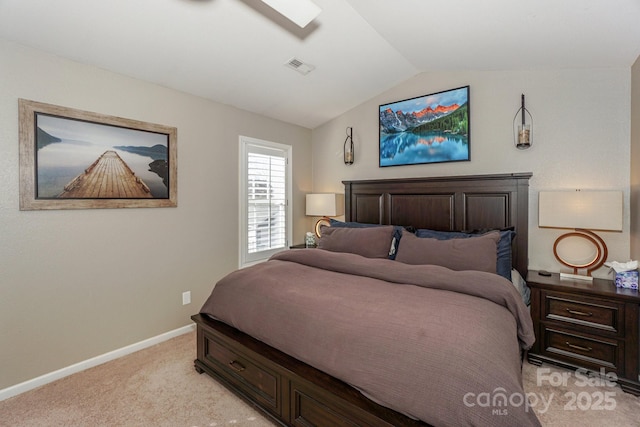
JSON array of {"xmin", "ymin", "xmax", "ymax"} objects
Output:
[
  {"xmin": 314, "ymin": 216, "xmax": 331, "ymax": 238},
  {"xmin": 553, "ymin": 228, "xmax": 608, "ymax": 278},
  {"xmin": 559, "ymin": 272, "xmax": 594, "ymax": 282}
]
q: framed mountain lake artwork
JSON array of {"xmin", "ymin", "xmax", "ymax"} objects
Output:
[
  {"xmin": 379, "ymin": 86, "xmax": 470, "ymax": 167},
  {"xmin": 18, "ymin": 99, "xmax": 177, "ymax": 210}
]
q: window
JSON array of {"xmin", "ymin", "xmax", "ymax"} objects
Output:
[{"xmin": 239, "ymin": 136, "xmax": 292, "ymax": 267}]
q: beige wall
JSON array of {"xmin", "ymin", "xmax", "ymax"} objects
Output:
[
  {"xmin": 0, "ymin": 40, "xmax": 312, "ymax": 390},
  {"xmin": 312, "ymin": 68, "xmax": 631, "ymax": 276},
  {"xmin": 631, "ymin": 56, "xmax": 640, "ymax": 259}
]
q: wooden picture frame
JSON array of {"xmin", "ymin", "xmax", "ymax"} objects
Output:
[
  {"xmin": 379, "ymin": 85, "xmax": 470, "ymax": 167},
  {"xmin": 19, "ymin": 99, "xmax": 177, "ymax": 210}
]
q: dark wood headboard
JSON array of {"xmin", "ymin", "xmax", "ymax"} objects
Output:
[{"xmin": 342, "ymin": 173, "xmax": 532, "ymax": 278}]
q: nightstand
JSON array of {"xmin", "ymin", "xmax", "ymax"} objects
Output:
[
  {"xmin": 527, "ymin": 270, "xmax": 640, "ymax": 395},
  {"xmin": 289, "ymin": 243, "xmax": 316, "ymax": 249}
]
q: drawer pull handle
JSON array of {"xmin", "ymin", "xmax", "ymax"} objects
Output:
[
  {"xmin": 566, "ymin": 308, "xmax": 593, "ymax": 317},
  {"xmin": 228, "ymin": 360, "xmax": 246, "ymax": 372},
  {"xmin": 566, "ymin": 342, "xmax": 593, "ymax": 352}
]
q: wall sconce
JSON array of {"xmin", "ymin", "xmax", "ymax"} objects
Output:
[
  {"xmin": 306, "ymin": 193, "xmax": 345, "ymax": 237},
  {"xmin": 344, "ymin": 127, "xmax": 354, "ymax": 165},
  {"xmin": 538, "ymin": 190, "xmax": 623, "ymax": 280},
  {"xmin": 513, "ymin": 94, "xmax": 533, "ymax": 149}
]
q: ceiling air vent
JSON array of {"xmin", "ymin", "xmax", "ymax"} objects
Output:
[{"xmin": 285, "ymin": 57, "xmax": 315, "ymax": 75}]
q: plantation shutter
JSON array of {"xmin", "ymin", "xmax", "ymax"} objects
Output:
[
  {"xmin": 247, "ymin": 146, "xmax": 287, "ymax": 254},
  {"xmin": 239, "ymin": 136, "xmax": 291, "ymax": 267}
]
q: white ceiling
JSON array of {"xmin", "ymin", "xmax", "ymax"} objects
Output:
[{"xmin": 1, "ymin": 0, "xmax": 640, "ymax": 129}]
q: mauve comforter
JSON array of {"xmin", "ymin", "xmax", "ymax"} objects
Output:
[{"xmin": 200, "ymin": 249, "xmax": 541, "ymax": 427}]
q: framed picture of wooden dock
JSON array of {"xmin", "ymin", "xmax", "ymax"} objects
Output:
[{"xmin": 18, "ymin": 99, "xmax": 177, "ymax": 210}]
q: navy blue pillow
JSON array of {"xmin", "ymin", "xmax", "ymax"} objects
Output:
[
  {"xmin": 414, "ymin": 228, "xmax": 515, "ymax": 281},
  {"xmin": 328, "ymin": 219, "xmax": 403, "ymax": 260}
]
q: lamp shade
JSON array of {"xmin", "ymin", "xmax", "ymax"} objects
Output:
[
  {"xmin": 305, "ymin": 193, "xmax": 344, "ymax": 217},
  {"xmin": 539, "ymin": 190, "xmax": 622, "ymax": 231}
]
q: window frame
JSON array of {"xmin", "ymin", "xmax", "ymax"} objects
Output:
[{"xmin": 239, "ymin": 135, "xmax": 292, "ymax": 268}]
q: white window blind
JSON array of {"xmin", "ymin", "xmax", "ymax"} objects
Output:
[
  {"xmin": 240, "ymin": 136, "xmax": 291, "ymax": 267},
  {"xmin": 247, "ymin": 151, "xmax": 286, "ymax": 253}
]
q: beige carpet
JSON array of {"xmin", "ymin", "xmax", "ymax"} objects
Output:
[{"xmin": 0, "ymin": 330, "xmax": 638, "ymax": 426}]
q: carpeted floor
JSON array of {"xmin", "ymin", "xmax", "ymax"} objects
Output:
[
  {"xmin": 522, "ymin": 359, "xmax": 640, "ymax": 427},
  {"xmin": 1, "ymin": 330, "xmax": 639, "ymax": 426},
  {"xmin": 0, "ymin": 331, "xmax": 272, "ymax": 427}
]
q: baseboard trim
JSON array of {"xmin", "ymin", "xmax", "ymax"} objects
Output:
[{"xmin": 0, "ymin": 323, "xmax": 196, "ymax": 402}]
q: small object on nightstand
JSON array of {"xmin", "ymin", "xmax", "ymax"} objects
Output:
[
  {"xmin": 607, "ymin": 260, "xmax": 639, "ymax": 289},
  {"xmin": 305, "ymin": 231, "xmax": 316, "ymax": 248},
  {"xmin": 615, "ymin": 270, "xmax": 639, "ymax": 289},
  {"xmin": 538, "ymin": 270, "xmax": 552, "ymax": 276}
]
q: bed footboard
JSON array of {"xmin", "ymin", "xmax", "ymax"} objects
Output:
[{"xmin": 192, "ymin": 314, "xmax": 429, "ymax": 427}]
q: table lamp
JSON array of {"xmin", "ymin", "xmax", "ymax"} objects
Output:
[
  {"xmin": 306, "ymin": 193, "xmax": 344, "ymax": 237},
  {"xmin": 538, "ymin": 190, "xmax": 623, "ymax": 280}
]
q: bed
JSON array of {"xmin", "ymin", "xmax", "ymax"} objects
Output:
[{"xmin": 192, "ymin": 173, "xmax": 539, "ymax": 427}]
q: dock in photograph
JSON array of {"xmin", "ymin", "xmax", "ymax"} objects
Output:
[{"xmin": 59, "ymin": 150, "xmax": 152, "ymax": 198}]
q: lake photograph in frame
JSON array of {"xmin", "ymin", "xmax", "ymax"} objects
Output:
[
  {"xmin": 19, "ymin": 99, "xmax": 177, "ymax": 210},
  {"xmin": 35, "ymin": 115, "xmax": 169, "ymax": 199},
  {"xmin": 379, "ymin": 86, "xmax": 470, "ymax": 167}
]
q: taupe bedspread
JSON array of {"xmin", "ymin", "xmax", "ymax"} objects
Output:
[{"xmin": 200, "ymin": 249, "xmax": 541, "ymax": 427}]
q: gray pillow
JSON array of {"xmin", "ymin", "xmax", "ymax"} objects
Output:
[
  {"xmin": 328, "ymin": 219, "xmax": 403, "ymax": 259},
  {"xmin": 318, "ymin": 226, "xmax": 396, "ymax": 259},
  {"xmin": 415, "ymin": 228, "xmax": 515, "ymax": 281},
  {"xmin": 395, "ymin": 229, "xmax": 500, "ymax": 273}
]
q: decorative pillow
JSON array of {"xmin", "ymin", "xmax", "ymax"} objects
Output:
[
  {"xmin": 395, "ymin": 229, "xmax": 500, "ymax": 273},
  {"xmin": 318, "ymin": 225, "xmax": 396, "ymax": 259},
  {"xmin": 328, "ymin": 219, "xmax": 403, "ymax": 259},
  {"xmin": 415, "ymin": 228, "xmax": 515, "ymax": 281}
]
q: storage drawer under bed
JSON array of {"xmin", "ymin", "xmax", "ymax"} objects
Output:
[
  {"xmin": 192, "ymin": 314, "xmax": 429, "ymax": 427},
  {"xmin": 200, "ymin": 328, "xmax": 283, "ymax": 417}
]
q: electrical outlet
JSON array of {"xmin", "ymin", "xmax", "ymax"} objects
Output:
[{"xmin": 182, "ymin": 291, "xmax": 191, "ymax": 305}]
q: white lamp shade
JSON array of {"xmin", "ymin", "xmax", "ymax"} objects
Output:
[
  {"xmin": 305, "ymin": 193, "xmax": 344, "ymax": 217},
  {"xmin": 260, "ymin": 0, "xmax": 321, "ymax": 28},
  {"xmin": 539, "ymin": 190, "xmax": 623, "ymax": 231}
]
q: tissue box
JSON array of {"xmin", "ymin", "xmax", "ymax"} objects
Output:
[{"xmin": 615, "ymin": 270, "xmax": 639, "ymax": 289}]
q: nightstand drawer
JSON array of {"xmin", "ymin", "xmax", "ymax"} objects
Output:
[
  {"xmin": 542, "ymin": 291, "xmax": 623, "ymax": 336},
  {"xmin": 541, "ymin": 327, "xmax": 622, "ymax": 372}
]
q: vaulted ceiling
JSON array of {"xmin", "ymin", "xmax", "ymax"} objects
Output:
[{"xmin": 1, "ymin": 0, "xmax": 639, "ymax": 129}]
